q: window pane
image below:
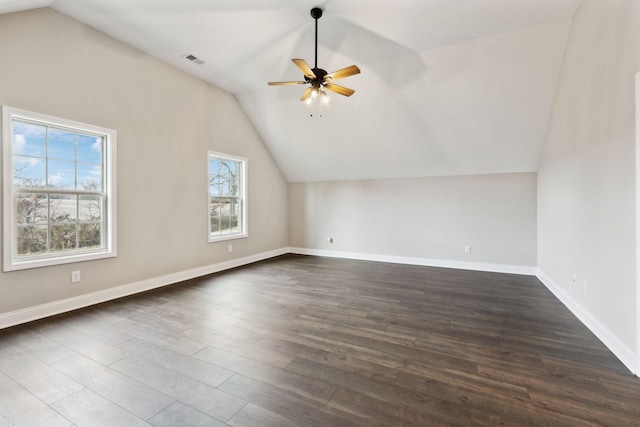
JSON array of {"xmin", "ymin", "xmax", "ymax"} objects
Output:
[
  {"xmin": 226, "ymin": 214, "xmax": 241, "ymax": 233},
  {"xmin": 227, "ymin": 161, "xmax": 238, "ymax": 176},
  {"xmin": 50, "ymin": 194, "xmax": 77, "ymax": 223},
  {"xmin": 229, "ymin": 175, "xmax": 240, "ymax": 197},
  {"xmin": 208, "ymin": 159, "xmax": 217, "ymax": 175},
  {"xmin": 77, "ymin": 162, "xmax": 102, "ymax": 191},
  {"xmin": 79, "ymin": 223, "xmax": 102, "ymax": 250},
  {"xmin": 77, "ymin": 135, "xmax": 102, "ymax": 163},
  {"xmin": 48, "ymin": 128, "xmax": 76, "ymax": 161},
  {"xmin": 17, "ymin": 225, "xmax": 47, "ymax": 256},
  {"xmin": 209, "ymin": 160, "xmax": 224, "ymax": 196},
  {"xmin": 210, "ymin": 180, "xmax": 224, "ymax": 197},
  {"xmin": 13, "ymin": 121, "xmax": 46, "ymax": 157},
  {"xmin": 16, "ymin": 193, "xmax": 48, "ymax": 225},
  {"xmin": 13, "ymin": 156, "xmax": 45, "ymax": 188},
  {"xmin": 79, "ymin": 195, "xmax": 102, "ymax": 222},
  {"xmin": 50, "ymin": 223, "xmax": 77, "ymax": 252},
  {"xmin": 209, "ymin": 172, "xmax": 221, "ymax": 196},
  {"xmin": 211, "ymin": 197, "xmax": 241, "ymax": 234},
  {"xmin": 210, "ymin": 201, "xmax": 221, "ymax": 233},
  {"xmin": 47, "ymin": 159, "xmax": 75, "ymax": 189},
  {"xmin": 226, "ymin": 162, "xmax": 241, "ymax": 196},
  {"xmin": 211, "ymin": 160, "xmax": 241, "ymax": 197}
]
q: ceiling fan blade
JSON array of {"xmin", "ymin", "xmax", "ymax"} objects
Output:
[
  {"xmin": 324, "ymin": 83, "xmax": 355, "ymax": 97},
  {"xmin": 324, "ymin": 65, "xmax": 361, "ymax": 81},
  {"xmin": 268, "ymin": 81, "xmax": 307, "ymax": 86},
  {"xmin": 292, "ymin": 59, "xmax": 316, "ymax": 79},
  {"xmin": 300, "ymin": 87, "xmax": 313, "ymax": 102}
]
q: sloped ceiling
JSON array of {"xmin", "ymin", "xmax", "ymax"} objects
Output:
[{"xmin": 0, "ymin": 0, "xmax": 582, "ymax": 182}]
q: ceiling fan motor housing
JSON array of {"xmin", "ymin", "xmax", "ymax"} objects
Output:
[{"xmin": 306, "ymin": 68, "xmax": 328, "ymax": 86}]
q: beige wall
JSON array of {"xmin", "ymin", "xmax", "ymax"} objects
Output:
[
  {"xmin": 289, "ymin": 173, "xmax": 537, "ymax": 270},
  {"xmin": 0, "ymin": 8, "xmax": 288, "ymax": 314},
  {"xmin": 538, "ymin": 0, "xmax": 639, "ymax": 367}
]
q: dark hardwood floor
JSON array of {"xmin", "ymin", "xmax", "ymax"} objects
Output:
[{"xmin": 1, "ymin": 254, "xmax": 639, "ymax": 426}]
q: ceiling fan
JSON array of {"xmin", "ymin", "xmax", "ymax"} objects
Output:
[{"xmin": 268, "ymin": 7, "xmax": 360, "ymax": 105}]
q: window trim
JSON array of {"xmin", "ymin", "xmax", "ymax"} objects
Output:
[
  {"xmin": 2, "ymin": 106, "xmax": 117, "ymax": 271},
  {"xmin": 207, "ymin": 150, "xmax": 248, "ymax": 243}
]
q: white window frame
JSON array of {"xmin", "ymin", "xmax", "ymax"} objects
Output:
[
  {"xmin": 2, "ymin": 106, "xmax": 117, "ymax": 271},
  {"xmin": 208, "ymin": 151, "xmax": 247, "ymax": 243}
]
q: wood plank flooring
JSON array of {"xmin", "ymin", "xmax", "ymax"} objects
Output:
[{"xmin": 1, "ymin": 254, "xmax": 639, "ymax": 426}]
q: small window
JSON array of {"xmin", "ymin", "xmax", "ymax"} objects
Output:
[
  {"xmin": 2, "ymin": 106, "xmax": 117, "ymax": 271},
  {"xmin": 208, "ymin": 151, "xmax": 247, "ymax": 242}
]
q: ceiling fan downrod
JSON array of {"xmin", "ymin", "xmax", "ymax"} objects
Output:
[{"xmin": 311, "ymin": 7, "xmax": 322, "ymax": 70}]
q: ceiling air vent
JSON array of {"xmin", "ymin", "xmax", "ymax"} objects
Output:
[{"xmin": 182, "ymin": 54, "xmax": 205, "ymax": 65}]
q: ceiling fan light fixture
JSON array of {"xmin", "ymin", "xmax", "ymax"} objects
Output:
[
  {"xmin": 305, "ymin": 89, "xmax": 331, "ymax": 107},
  {"xmin": 267, "ymin": 7, "xmax": 360, "ymax": 104},
  {"xmin": 320, "ymin": 91, "xmax": 331, "ymax": 105}
]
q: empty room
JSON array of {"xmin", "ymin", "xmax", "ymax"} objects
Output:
[{"xmin": 1, "ymin": 0, "xmax": 639, "ymax": 425}]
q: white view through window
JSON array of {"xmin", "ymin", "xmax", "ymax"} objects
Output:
[
  {"xmin": 2, "ymin": 106, "xmax": 117, "ymax": 271},
  {"xmin": 208, "ymin": 151, "xmax": 247, "ymax": 242}
]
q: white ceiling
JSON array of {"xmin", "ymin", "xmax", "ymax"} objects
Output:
[{"xmin": 0, "ymin": 0, "xmax": 583, "ymax": 182}]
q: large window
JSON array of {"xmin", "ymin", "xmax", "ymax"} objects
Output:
[
  {"xmin": 208, "ymin": 151, "xmax": 247, "ymax": 242},
  {"xmin": 2, "ymin": 106, "xmax": 117, "ymax": 271}
]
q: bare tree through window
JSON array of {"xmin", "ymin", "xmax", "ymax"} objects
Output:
[{"xmin": 208, "ymin": 152, "xmax": 246, "ymax": 241}]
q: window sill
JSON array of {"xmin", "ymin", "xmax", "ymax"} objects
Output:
[
  {"xmin": 4, "ymin": 249, "xmax": 116, "ymax": 272},
  {"xmin": 208, "ymin": 233, "xmax": 248, "ymax": 243}
]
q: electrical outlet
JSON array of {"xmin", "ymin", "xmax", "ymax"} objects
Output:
[
  {"xmin": 464, "ymin": 245, "xmax": 471, "ymax": 254},
  {"xmin": 228, "ymin": 244, "xmax": 233, "ymax": 252},
  {"xmin": 71, "ymin": 271, "xmax": 81, "ymax": 283}
]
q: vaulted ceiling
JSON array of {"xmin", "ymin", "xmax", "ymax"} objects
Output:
[{"xmin": 0, "ymin": 0, "xmax": 583, "ymax": 182}]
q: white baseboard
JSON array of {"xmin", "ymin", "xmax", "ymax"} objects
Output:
[
  {"xmin": 3, "ymin": 248, "xmax": 635, "ymax": 376},
  {"xmin": 288, "ymin": 247, "xmax": 537, "ymax": 276},
  {"xmin": 537, "ymin": 269, "xmax": 637, "ymax": 375},
  {"xmin": 0, "ymin": 247, "xmax": 289, "ymax": 330}
]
